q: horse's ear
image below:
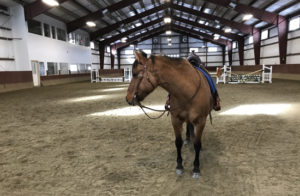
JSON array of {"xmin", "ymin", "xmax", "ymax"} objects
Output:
[{"xmin": 134, "ymin": 50, "xmax": 147, "ymax": 65}]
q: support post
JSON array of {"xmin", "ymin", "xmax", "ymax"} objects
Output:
[
  {"xmin": 227, "ymin": 41, "xmax": 232, "ymax": 66},
  {"xmin": 222, "ymin": 45, "xmax": 225, "ymax": 65},
  {"xmin": 110, "ymin": 45, "xmax": 115, "ymax": 69},
  {"xmin": 99, "ymin": 44, "xmax": 105, "ymax": 70},
  {"xmin": 253, "ymin": 28, "xmax": 261, "ymax": 65},
  {"xmin": 117, "ymin": 49, "xmax": 121, "ymax": 69},
  {"xmin": 278, "ymin": 16, "xmax": 288, "ymax": 64},
  {"xmin": 238, "ymin": 39, "xmax": 244, "ymax": 66}
]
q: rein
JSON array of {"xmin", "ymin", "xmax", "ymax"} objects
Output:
[{"xmin": 134, "ymin": 60, "xmax": 202, "ymax": 120}]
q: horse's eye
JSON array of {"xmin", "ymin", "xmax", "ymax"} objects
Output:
[{"xmin": 132, "ymin": 73, "xmax": 138, "ymax": 78}]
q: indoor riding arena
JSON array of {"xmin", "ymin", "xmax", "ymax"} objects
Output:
[{"xmin": 0, "ymin": 0, "xmax": 299, "ymax": 196}]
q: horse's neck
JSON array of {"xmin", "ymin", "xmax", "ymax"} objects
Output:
[{"xmin": 156, "ymin": 63, "xmax": 200, "ymax": 100}]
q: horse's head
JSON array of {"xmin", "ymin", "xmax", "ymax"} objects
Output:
[{"xmin": 126, "ymin": 50, "xmax": 157, "ymax": 106}]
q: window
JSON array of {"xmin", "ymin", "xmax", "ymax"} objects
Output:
[
  {"xmin": 143, "ymin": 49, "xmax": 151, "ymax": 54},
  {"xmin": 125, "ymin": 50, "xmax": 133, "ymax": 55},
  {"xmin": 248, "ymin": 36, "xmax": 253, "ymax": 44},
  {"xmin": 261, "ymin": 29, "xmax": 269, "ymax": 40},
  {"xmin": 59, "ymin": 63, "xmax": 69, "ymax": 75},
  {"xmin": 289, "ymin": 17, "xmax": 300, "ymax": 31},
  {"xmin": 232, "ymin": 42, "xmax": 237, "ymax": 49},
  {"xmin": 79, "ymin": 64, "xmax": 86, "ymax": 73},
  {"xmin": 68, "ymin": 33, "xmax": 75, "ymax": 44},
  {"xmin": 208, "ymin": 47, "xmax": 218, "ymax": 52},
  {"xmin": 69, "ymin": 64, "xmax": 78, "ymax": 73},
  {"xmin": 43, "ymin": 23, "xmax": 50, "ymax": 37},
  {"xmin": 86, "ymin": 64, "xmax": 91, "ymax": 71},
  {"xmin": 57, "ymin": 28, "xmax": 66, "ymax": 41},
  {"xmin": 51, "ymin": 26, "xmax": 56, "ymax": 39},
  {"xmin": 90, "ymin": 42, "xmax": 95, "ymax": 49},
  {"xmin": 106, "ymin": 46, "xmax": 110, "ymax": 53},
  {"xmin": 39, "ymin": 62, "xmax": 46, "ymax": 76},
  {"xmin": 47, "ymin": 62, "xmax": 58, "ymax": 75},
  {"xmin": 189, "ymin": 48, "xmax": 199, "ymax": 52},
  {"xmin": 28, "ymin": 20, "xmax": 42, "ymax": 35}
]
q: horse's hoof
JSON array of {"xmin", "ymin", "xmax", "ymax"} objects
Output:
[
  {"xmin": 176, "ymin": 169, "xmax": 183, "ymax": 175},
  {"xmin": 192, "ymin": 172, "xmax": 200, "ymax": 179},
  {"xmin": 184, "ymin": 139, "xmax": 189, "ymax": 145}
]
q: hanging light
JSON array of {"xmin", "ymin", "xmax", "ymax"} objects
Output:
[
  {"xmin": 214, "ymin": 34, "xmax": 220, "ymax": 40},
  {"xmin": 164, "ymin": 17, "xmax": 172, "ymax": 23},
  {"xmin": 243, "ymin": 14, "xmax": 253, "ymax": 21},
  {"xmin": 86, "ymin": 21, "xmax": 96, "ymax": 27},
  {"xmin": 224, "ymin": 28, "xmax": 232, "ymax": 33},
  {"xmin": 166, "ymin": 30, "xmax": 172, "ymax": 35},
  {"xmin": 42, "ymin": 0, "xmax": 59, "ymax": 6}
]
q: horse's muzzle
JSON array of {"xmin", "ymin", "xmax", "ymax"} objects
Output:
[{"xmin": 126, "ymin": 95, "xmax": 138, "ymax": 106}]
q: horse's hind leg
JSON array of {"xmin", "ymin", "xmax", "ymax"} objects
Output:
[
  {"xmin": 192, "ymin": 119, "xmax": 206, "ymax": 178},
  {"xmin": 171, "ymin": 116, "xmax": 184, "ymax": 175}
]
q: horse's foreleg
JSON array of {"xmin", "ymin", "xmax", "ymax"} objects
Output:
[
  {"xmin": 192, "ymin": 119, "xmax": 206, "ymax": 178},
  {"xmin": 171, "ymin": 116, "xmax": 184, "ymax": 175}
]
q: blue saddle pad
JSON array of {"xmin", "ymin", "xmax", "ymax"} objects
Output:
[{"xmin": 194, "ymin": 66, "xmax": 217, "ymax": 95}]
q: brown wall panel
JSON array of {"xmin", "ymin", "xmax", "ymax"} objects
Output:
[{"xmin": 0, "ymin": 71, "xmax": 33, "ymax": 84}]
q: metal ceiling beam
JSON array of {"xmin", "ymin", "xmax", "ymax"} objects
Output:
[
  {"xmin": 205, "ymin": 0, "xmax": 284, "ymax": 25},
  {"xmin": 99, "ymin": 18, "xmax": 164, "ymax": 46},
  {"xmin": 116, "ymin": 29, "xmax": 166, "ymax": 50},
  {"xmin": 172, "ymin": 29, "xmax": 223, "ymax": 47},
  {"xmin": 172, "ymin": 15, "xmax": 242, "ymax": 41},
  {"xmin": 90, "ymin": 4, "xmax": 168, "ymax": 40},
  {"xmin": 171, "ymin": 24, "xmax": 229, "ymax": 46},
  {"xmin": 24, "ymin": 0, "xmax": 69, "ymax": 20},
  {"xmin": 67, "ymin": 0, "xmax": 140, "ymax": 33},
  {"xmin": 171, "ymin": 3, "xmax": 256, "ymax": 35}
]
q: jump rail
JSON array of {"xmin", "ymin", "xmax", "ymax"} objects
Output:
[
  {"xmin": 91, "ymin": 68, "xmax": 132, "ymax": 83},
  {"xmin": 216, "ymin": 64, "xmax": 272, "ymax": 84}
]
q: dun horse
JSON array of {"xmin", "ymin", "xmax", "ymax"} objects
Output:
[{"xmin": 126, "ymin": 51, "xmax": 213, "ymax": 178}]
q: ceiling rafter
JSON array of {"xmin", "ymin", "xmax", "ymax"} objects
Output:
[
  {"xmin": 205, "ymin": 0, "xmax": 285, "ymax": 25},
  {"xmin": 67, "ymin": 0, "xmax": 140, "ymax": 33},
  {"xmin": 172, "ymin": 16, "xmax": 242, "ymax": 41},
  {"xmin": 171, "ymin": 24, "xmax": 229, "ymax": 45},
  {"xmin": 99, "ymin": 18, "xmax": 164, "ymax": 45},
  {"xmin": 171, "ymin": 3, "xmax": 256, "ymax": 35},
  {"xmin": 24, "ymin": 0, "xmax": 69, "ymax": 20},
  {"xmin": 90, "ymin": 4, "xmax": 168, "ymax": 40}
]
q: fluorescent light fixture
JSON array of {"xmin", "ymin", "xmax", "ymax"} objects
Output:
[
  {"xmin": 243, "ymin": 14, "xmax": 253, "ymax": 21},
  {"xmin": 205, "ymin": 22, "xmax": 209, "ymax": 26},
  {"xmin": 204, "ymin": 8, "xmax": 211, "ymax": 14},
  {"xmin": 166, "ymin": 30, "xmax": 172, "ymax": 35},
  {"xmin": 229, "ymin": 2, "xmax": 237, "ymax": 8},
  {"xmin": 102, "ymin": 8, "xmax": 108, "ymax": 14},
  {"xmin": 214, "ymin": 34, "xmax": 220, "ymax": 40},
  {"xmin": 220, "ymin": 104, "xmax": 291, "ymax": 115},
  {"xmin": 168, "ymin": 43, "xmax": 172, "ymax": 46},
  {"xmin": 224, "ymin": 28, "xmax": 232, "ymax": 33},
  {"xmin": 42, "ymin": 0, "xmax": 59, "ymax": 6},
  {"xmin": 121, "ymin": 37, "xmax": 127, "ymax": 43},
  {"xmin": 164, "ymin": 17, "xmax": 172, "ymax": 23},
  {"xmin": 199, "ymin": 20, "xmax": 205, "ymax": 24},
  {"xmin": 86, "ymin": 21, "xmax": 96, "ymax": 27},
  {"xmin": 167, "ymin": 37, "xmax": 172, "ymax": 41},
  {"xmin": 136, "ymin": 22, "xmax": 142, "ymax": 27},
  {"xmin": 216, "ymin": 24, "xmax": 220, "ymax": 28}
]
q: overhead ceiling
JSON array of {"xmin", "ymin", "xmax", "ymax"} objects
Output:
[{"xmin": 20, "ymin": 0, "xmax": 300, "ymax": 46}]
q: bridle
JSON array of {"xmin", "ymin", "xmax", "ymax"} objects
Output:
[{"xmin": 131, "ymin": 59, "xmax": 203, "ymax": 120}]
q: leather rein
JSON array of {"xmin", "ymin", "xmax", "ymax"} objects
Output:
[{"xmin": 134, "ymin": 60, "xmax": 202, "ymax": 120}]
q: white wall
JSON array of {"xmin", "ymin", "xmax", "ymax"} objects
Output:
[{"xmin": 27, "ymin": 33, "xmax": 92, "ymax": 65}]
